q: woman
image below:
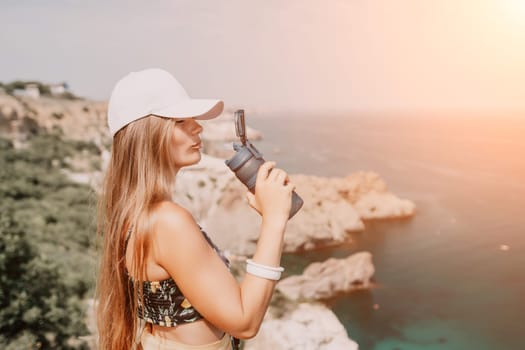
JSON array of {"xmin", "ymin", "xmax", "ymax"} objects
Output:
[{"xmin": 96, "ymin": 68, "xmax": 295, "ymax": 350}]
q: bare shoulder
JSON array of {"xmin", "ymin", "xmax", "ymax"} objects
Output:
[
  {"xmin": 149, "ymin": 201, "xmax": 201, "ymax": 246},
  {"xmin": 152, "ymin": 201, "xmax": 194, "ymax": 229},
  {"xmin": 149, "ymin": 201, "xmax": 213, "ymax": 274}
]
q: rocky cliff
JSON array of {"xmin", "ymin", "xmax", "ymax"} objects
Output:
[
  {"xmin": 176, "ymin": 158, "xmax": 415, "ymax": 255},
  {"xmin": 276, "ymin": 251, "xmax": 375, "ymax": 301},
  {"xmin": 0, "ymin": 92, "xmax": 108, "ymax": 146},
  {"xmin": 245, "ymin": 303, "xmax": 359, "ymax": 350}
]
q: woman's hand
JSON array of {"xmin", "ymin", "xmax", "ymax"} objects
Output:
[{"xmin": 245, "ymin": 161, "xmax": 295, "ymax": 224}]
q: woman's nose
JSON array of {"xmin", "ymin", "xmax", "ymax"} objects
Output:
[{"xmin": 190, "ymin": 119, "xmax": 203, "ymax": 134}]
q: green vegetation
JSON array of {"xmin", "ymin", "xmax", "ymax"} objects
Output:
[{"xmin": 0, "ymin": 132, "xmax": 97, "ymax": 349}]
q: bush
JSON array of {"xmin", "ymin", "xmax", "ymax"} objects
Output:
[{"xmin": 0, "ymin": 134, "xmax": 96, "ymax": 349}]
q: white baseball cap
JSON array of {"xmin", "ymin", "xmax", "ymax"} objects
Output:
[{"xmin": 107, "ymin": 68, "xmax": 224, "ymax": 136}]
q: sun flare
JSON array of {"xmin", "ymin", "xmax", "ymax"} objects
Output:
[{"xmin": 502, "ymin": 0, "xmax": 525, "ymax": 22}]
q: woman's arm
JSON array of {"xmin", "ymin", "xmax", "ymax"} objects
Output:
[{"xmin": 152, "ymin": 161, "xmax": 294, "ymax": 339}]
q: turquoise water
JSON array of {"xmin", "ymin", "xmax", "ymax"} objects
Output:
[{"xmin": 249, "ymin": 114, "xmax": 525, "ymax": 350}]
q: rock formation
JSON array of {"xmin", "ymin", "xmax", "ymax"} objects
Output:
[
  {"xmin": 276, "ymin": 252, "xmax": 375, "ymax": 300},
  {"xmin": 354, "ymin": 191, "xmax": 415, "ymax": 219},
  {"xmin": 244, "ymin": 303, "xmax": 358, "ymax": 350},
  {"xmin": 176, "ymin": 161, "xmax": 415, "ymax": 255},
  {"xmin": 244, "ymin": 251, "xmax": 374, "ymax": 349},
  {"xmin": 0, "ymin": 92, "xmax": 108, "ymax": 147}
]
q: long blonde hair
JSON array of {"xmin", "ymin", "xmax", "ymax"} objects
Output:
[{"xmin": 96, "ymin": 115, "xmax": 178, "ymax": 350}]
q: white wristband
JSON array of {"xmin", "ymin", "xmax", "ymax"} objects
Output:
[
  {"xmin": 246, "ymin": 259, "xmax": 285, "ymax": 272},
  {"xmin": 246, "ymin": 259, "xmax": 284, "ymax": 281}
]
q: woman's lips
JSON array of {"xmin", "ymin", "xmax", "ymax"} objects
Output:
[{"xmin": 191, "ymin": 142, "xmax": 202, "ymax": 149}]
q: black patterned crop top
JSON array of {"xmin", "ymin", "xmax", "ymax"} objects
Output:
[{"xmin": 125, "ymin": 226, "xmax": 230, "ymax": 327}]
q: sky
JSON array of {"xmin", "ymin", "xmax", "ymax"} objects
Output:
[{"xmin": 0, "ymin": 0, "xmax": 524, "ymax": 115}]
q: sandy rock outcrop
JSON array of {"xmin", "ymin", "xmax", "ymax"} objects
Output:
[
  {"xmin": 172, "ymin": 154, "xmax": 239, "ymax": 222},
  {"xmin": 284, "ymin": 174, "xmax": 365, "ymax": 251},
  {"xmin": 276, "ymin": 252, "xmax": 375, "ymax": 301},
  {"xmin": 273, "ymin": 173, "xmax": 415, "ymax": 251},
  {"xmin": 175, "ymin": 158, "xmax": 415, "ymax": 255},
  {"xmin": 244, "ymin": 303, "xmax": 358, "ymax": 350},
  {"xmin": 196, "ymin": 172, "xmax": 363, "ymax": 255},
  {"xmin": 0, "ymin": 92, "xmax": 108, "ymax": 146},
  {"xmin": 199, "ymin": 179, "xmax": 261, "ymax": 255},
  {"xmin": 354, "ymin": 191, "xmax": 415, "ymax": 219},
  {"xmin": 0, "ymin": 92, "xmax": 109, "ymax": 188},
  {"xmin": 172, "ymin": 154, "xmax": 261, "ymax": 254},
  {"xmin": 203, "ymin": 172, "xmax": 405, "ymax": 254}
]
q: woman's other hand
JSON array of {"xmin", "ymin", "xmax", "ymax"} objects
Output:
[{"xmin": 245, "ymin": 161, "xmax": 295, "ymax": 224}]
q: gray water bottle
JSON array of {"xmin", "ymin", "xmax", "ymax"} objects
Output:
[{"xmin": 225, "ymin": 110, "xmax": 303, "ymax": 219}]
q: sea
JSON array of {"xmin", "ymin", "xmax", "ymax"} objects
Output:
[{"xmin": 248, "ymin": 113, "xmax": 525, "ymax": 350}]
